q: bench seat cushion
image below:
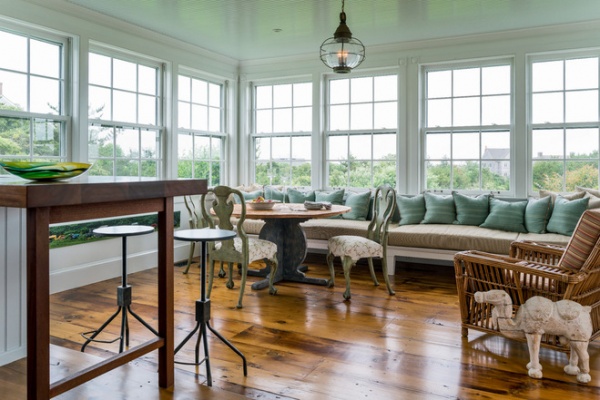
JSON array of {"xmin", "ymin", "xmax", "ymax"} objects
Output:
[
  {"xmin": 515, "ymin": 232, "xmax": 570, "ymax": 247},
  {"xmin": 301, "ymin": 219, "xmax": 371, "ymax": 240},
  {"xmin": 237, "ymin": 217, "xmax": 571, "ymax": 257},
  {"xmin": 388, "ymin": 224, "xmax": 518, "ymax": 254}
]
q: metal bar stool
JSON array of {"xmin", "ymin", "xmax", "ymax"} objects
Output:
[
  {"xmin": 81, "ymin": 225, "xmax": 159, "ymax": 353},
  {"xmin": 174, "ymin": 228, "xmax": 247, "ymax": 386}
]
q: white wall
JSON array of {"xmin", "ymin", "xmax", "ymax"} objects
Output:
[{"xmin": 0, "ymin": 206, "xmax": 26, "ymax": 365}]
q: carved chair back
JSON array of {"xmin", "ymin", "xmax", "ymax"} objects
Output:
[
  {"xmin": 200, "ymin": 185, "xmax": 248, "ymax": 258},
  {"xmin": 366, "ymin": 184, "xmax": 396, "ymax": 246}
]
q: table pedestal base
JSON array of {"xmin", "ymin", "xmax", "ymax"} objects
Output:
[{"xmin": 250, "ymin": 218, "xmax": 328, "ymax": 290}]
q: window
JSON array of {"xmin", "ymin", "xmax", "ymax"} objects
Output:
[
  {"xmin": 88, "ymin": 50, "xmax": 162, "ymax": 177},
  {"xmin": 423, "ymin": 62, "xmax": 512, "ymax": 192},
  {"xmin": 252, "ymin": 82, "xmax": 312, "ymax": 186},
  {"xmin": 326, "ymin": 74, "xmax": 397, "ymax": 188},
  {"xmin": 0, "ymin": 28, "xmax": 67, "ymax": 167},
  {"xmin": 177, "ymin": 74, "xmax": 226, "ymax": 186},
  {"xmin": 530, "ymin": 55, "xmax": 600, "ymax": 192}
]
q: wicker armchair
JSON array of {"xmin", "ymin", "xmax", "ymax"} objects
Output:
[{"xmin": 454, "ymin": 208, "xmax": 600, "ymax": 350}]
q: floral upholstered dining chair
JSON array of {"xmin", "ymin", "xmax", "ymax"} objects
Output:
[
  {"xmin": 326, "ymin": 184, "xmax": 397, "ymax": 300},
  {"xmin": 200, "ymin": 185, "xmax": 278, "ymax": 308}
]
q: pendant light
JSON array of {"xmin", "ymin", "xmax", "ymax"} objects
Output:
[{"xmin": 320, "ymin": 0, "xmax": 365, "ymax": 73}]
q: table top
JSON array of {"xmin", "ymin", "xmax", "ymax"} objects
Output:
[
  {"xmin": 93, "ymin": 225, "xmax": 155, "ymax": 237},
  {"xmin": 174, "ymin": 228, "xmax": 237, "ymax": 242},
  {"xmin": 232, "ymin": 203, "xmax": 351, "ymax": 220},
  {"xmin": 0, "ymin": 176, "xmax": 207, "ymax": 208}
]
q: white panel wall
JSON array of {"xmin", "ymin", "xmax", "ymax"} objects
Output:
[{"xmin": 0, "ymin": 207, "xmax": 26, "ymax": 366}]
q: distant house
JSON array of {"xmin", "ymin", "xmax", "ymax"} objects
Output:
[{"xmin": 482, "ymin": 147, "xmax": 510, "ymax": 177}]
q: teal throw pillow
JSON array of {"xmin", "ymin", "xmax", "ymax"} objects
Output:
[
  {"xmin": 546, "ymin": 196, "xmax": 589, "ymax": 236},
  {"xmin": 265, "ymin": 186, "xmax": 286, "ymax": 202},
  {"xmin": 316, "ymin": 189, "xmax": 345, "ymax": 219},
  {"xmin": 480, "ymin": 198, "xmax": 527, "ymax": 233},
  {"xmin": 422, "ymin": 192, "xmax": 456, "ymax": 224},
  {"xmin": 397, "ymin": 194, "xmax": 426, "ymax": 225},
  {"xmin": 453, "ymin": 192, "xmax": 489, "ymax": 226},
  {"xmin": 240, "ymin": 190, "xmax": 263, "ymax": 203},
  {"xmin": 341, "ymin": 191, "xmax": 371, "ymax": 221},
  {"xmin": 287, "ymin": 188, "xmax": 315, "ymax": 203},
  {"xmin": 316, "ymin": 189, "xmax": 345, "ymax": 205},
  {"xmin": 524, "ymin": 197, "xmax": 552, "ymax": 234}
]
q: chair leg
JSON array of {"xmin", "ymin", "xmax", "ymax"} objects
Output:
[
  {"xmin": 226, "ymin": 262, "xmax": 235, "ymax": 289},
  {"xmin": 218, "ymin": 261, "xmax": 227, "ymax": 278},
  {"xmin": 341, "ymin": 256, "xmax": 355, "ymax": 300},
  {"xmin": 367, "ymin": 258, "xmax": 380, "ymax": 287},
  {"xmin": 380, "ymin": 256, "xmax": 395, "ymax": 296},
  {"xmin": 267, "ymin": 257, "xmax": 278, "ymax": 296},
  {"xmin": 183, "ymin": 241, "xmax": 196, "ymax": 274},
  {"xmin": 326, "ymin": 252, "xmax": 336, "ymax": 287},
  {"xmin": 236, "ymin": 262, "xmax": 248, "ymax": 309},
  {"xmin": 207, "ymin": 257, "xmax": 215, "ymax": 298}
]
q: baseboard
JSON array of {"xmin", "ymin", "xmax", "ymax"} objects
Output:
[
  {"xmin": 49, "ymin": 242, "xmax": 192, "ymax": 294},
  {"xmin": 0, "ymin": 347, "xmax": 26, "ymax": 367}
]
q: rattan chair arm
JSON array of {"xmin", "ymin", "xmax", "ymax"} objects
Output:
[
  {"xmin": 509, "ymin": 240, "xmax": 566, "ymax": 258},
  {"xmin": 454, "ymin": 250, "xmax": 586, "ymax": 284}
]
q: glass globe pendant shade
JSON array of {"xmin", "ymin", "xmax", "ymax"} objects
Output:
[
  {"xmin": 320, "ymin": 5, "xmax": 365, "ymax": 73},
  {"xmin": 320, "ymin": 37, "xmax": 365, "ymax": 73}
]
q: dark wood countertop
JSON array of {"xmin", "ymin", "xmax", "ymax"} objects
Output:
[{"xmin": 0, "ymin": 177, "xmax": 207, "ymax": 209}]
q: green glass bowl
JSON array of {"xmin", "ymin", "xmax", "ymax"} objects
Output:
[{"xmin": 0, "ymin": 161, "xmax": 92, "ymax": 181}]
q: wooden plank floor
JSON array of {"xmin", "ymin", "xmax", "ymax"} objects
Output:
[{"xmin": 1, "ymin": 254, "xmax": 599, "ymax": 399}]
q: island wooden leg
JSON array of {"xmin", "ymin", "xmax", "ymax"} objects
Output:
[
  {"xmin": 157, "ymin": 198, "xmax": 174, "ymax": 388},
  {"xmin": 27, "ymin": 207, "xmax": 51, "ymax": 400}
]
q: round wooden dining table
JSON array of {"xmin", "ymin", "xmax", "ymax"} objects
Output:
[{"xmin": 230, "ymin": 203, "xmax": 350, "ymax": 290}]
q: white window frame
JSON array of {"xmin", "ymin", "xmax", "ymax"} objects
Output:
[
  {"xmin": 421, "ymin": 58, "xmax": 514, "ymax": 194},
  {"xmin": 0, "ymin": 24, "xmax": 69, "ymax": 164},
  {"xmin": 87, "ymin": 45, "xmax": 164, "ymax": 178},
  {"xmin": 528, "ymin": 49, "xmax": 600, "ymax": 194},
  {"xmin": 177, "ymin": 70, "xmax": 227, "ymax": 186},
  {"xmin": 251, "ymin": 79, "xmax": 313, "ymax": 187},
  {"xmin": 324, "ymin": 71, "xmax": 399, "ymax": 190}
]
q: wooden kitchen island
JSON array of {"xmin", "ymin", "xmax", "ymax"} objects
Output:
[{"xmin": 0, "ymin": 177, "xmax": 206, "ymax": 399}]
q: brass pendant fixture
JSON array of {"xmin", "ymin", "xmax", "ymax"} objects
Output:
[{"xmin": 320, "ymin": 0, "xmax": 365, "ymax": 73}]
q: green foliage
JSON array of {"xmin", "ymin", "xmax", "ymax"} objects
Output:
[
  {"xmin": 426, "ymin": 161, "xmax": 509, "ymax": 191},
  {"xmin": 0, "ymin": 115, "xmax": 30, "ymax": 156},
  {"xmin": 48, "ymin": 212, "xmax": 181, "ymax": 249},
  {"xmin": 255, "ymin": 161, "xmax": 307, "ymax": 186},
  {"xmin": 532, "ymin": 159, "xmax": 599, "ymax": 192}
]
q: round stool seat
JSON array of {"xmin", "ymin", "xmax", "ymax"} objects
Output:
[
  {"xmin": 174, "ymin": 228, "xmax": 236, "ymax": 242},
  {"xmin": 94, "ymin": 225, "xmax": 154, "ymax": 237}
]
